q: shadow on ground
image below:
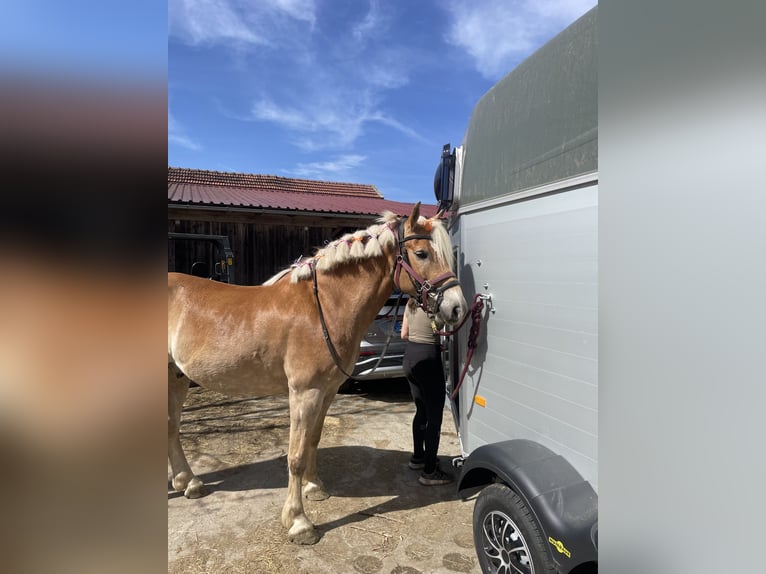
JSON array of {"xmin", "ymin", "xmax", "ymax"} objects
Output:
[{"xmin": 170, "ymin": 444, "xmax": 462, "ymax": 540}]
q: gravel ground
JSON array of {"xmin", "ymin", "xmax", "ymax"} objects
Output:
[{"xmin": 168, "ymin": 379, "xmax": 482, "ymax": 574}]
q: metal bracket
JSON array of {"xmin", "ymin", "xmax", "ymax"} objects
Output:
[{"xmin": 480, "ymin": 285, "xmax": 495, "ymax": 313}]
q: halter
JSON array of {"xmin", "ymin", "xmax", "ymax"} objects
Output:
[
  {"xmin": 306, "ymin": 215, "xmax": 461, "ymax": 379},
  {"xmin": 393, "ymin": 216, "xmax": 461, "ymax": 317}
]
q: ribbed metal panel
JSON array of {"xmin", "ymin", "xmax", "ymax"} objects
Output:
[{"xmin": 456, "ymin": 184, "xmax": 598, "ymax": 489}]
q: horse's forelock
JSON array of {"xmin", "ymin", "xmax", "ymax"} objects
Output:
[
  {"xmin": 429, "ymin": 218, "xmax": 455, "ymax": 270},
  {"xmin": 409, "ymin": 216, "xmax": 454, "ymax": 271}
]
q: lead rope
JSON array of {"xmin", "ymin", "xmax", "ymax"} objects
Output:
[
  {"xmin": 358, "ymin": 291, "xmax": 407, "ymax": 380},
  {"xmin": 434, "ymin": 293, "xmax": 486, "ymax": 400}
]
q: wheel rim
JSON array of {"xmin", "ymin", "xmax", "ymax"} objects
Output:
[{"xmin": 479, "ymin": 510, "xmax": 534, "ymax": 574}]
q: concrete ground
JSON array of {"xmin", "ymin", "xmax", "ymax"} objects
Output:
[{"xmin": 168, "ymin": 379, "xmax": 482, "ymax": 574}]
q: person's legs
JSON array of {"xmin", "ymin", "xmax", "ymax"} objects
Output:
[
  {"xmin": 417, "ymin": 355, "xmax": 446, "ymax": 474},
  {"xmin": 407, "ymin": 377, "xmax": 427, "ymax": 462},
  {"xmin": 404, "ymin": 345, "xmax": 429, "ymax": 465},
  {"xmin": 405, "ymin": 343, "xmax": 452, "ymax": 484}
]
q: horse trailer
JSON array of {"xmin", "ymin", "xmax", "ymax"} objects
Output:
[{"xmin": 437, "ymin": 8, "xmax": 598, "ymax": 574}]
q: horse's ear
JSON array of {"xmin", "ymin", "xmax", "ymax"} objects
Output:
[{"xmin": 409, "ymin": 202, "xmax": 421, "ymax": 223}]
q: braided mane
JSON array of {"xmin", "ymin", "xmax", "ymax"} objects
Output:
[{"xmin": 262, "ymin": 210, "xmax": 454, "ymax": 285}]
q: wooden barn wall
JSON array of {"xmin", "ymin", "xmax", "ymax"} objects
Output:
[{"xmin": 168, "ymin": 209, "xmax": 377, "ymax": 285}]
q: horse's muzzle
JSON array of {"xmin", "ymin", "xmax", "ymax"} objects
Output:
[{"xmin": 438, "ymin": 287, "xmax": 468, "ymax": 327}]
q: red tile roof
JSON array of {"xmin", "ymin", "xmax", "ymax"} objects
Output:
[
  {"xmin": 168, "ymin": 167, "xmax": 437, "ymax": 218},
  {"xmin": 168, "ymin": 167, "xmax": 382, "ymax": 198}
]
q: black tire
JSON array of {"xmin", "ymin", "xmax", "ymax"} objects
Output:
[{"xmin": 473, "ymin": 483, "xmax": 556, "ymax": 574}]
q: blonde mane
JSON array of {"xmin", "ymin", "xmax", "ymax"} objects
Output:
[{"xmin": 286, "ymin": 210, "xmax": 453, "ymax": 283}]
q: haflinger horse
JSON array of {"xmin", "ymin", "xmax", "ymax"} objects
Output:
[{"xmin": 168, "ymin": 202, "xmax": 467, "ymax": 545}]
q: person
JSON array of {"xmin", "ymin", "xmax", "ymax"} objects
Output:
[{"xmin": 400, "ymin": 299, "xmax": 453, "ymax": 485}]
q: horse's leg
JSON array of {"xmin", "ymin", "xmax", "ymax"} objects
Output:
[
  {"xmin": 281, "ymin": 385, "xmax": 324, "ymax": 545},
  {"xmin": 168, "ymin": 365, "xmax": 206, "ymax": 498},
  {"xmin": 302, "ymin": 389, "xmax": 335, "ymax": 501}
]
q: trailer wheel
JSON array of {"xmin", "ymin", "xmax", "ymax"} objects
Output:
[{"xmin": 473, "ymin": 483, "xmax": 556, "ymax": 574}]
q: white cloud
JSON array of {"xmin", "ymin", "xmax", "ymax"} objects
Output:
[
  {"xmin": 342, "ymin": 1, "xmax": 409, "ymax": 89},
  {"xmin": 251, "ymin": 96, "xmax": 366, "ymax": 150},
  {"xmin": 288, "ymin": 154, "xmax": 367, "ymax": 178},
  {"xmin": 252, "ymin": 90, "xmax": 424, "ymax": 151},
  {"xmin": 444, "ymin": 0, "xmax": 596, "ymax": 79},
  {"xmin": 169, "ymin": 133, "xmax": 203, "ymax": 151},
  {"xmin": 168, "ymin": 0, "xmax": 316, "ymax": 47},
  {"xmin": 189, "ymin": 0, "xmax": 418, "ymax": 151},
  {"xmin": 368, "ymin": 113, "xmax": 428, "ymax": 143},
  {"xmin": 169, "ymin": 0, "xmax": 264, "ymax": 46},
  {"xmin": 251, "ymin": 100, "xmax": 311, "ymax": 132},
  {"xmin": 269, "ymin": 0, "xmax": 317, "ymax": 25},
  {"xmin": 168, "ymin": 112, "xmax": 202, "ymax": 151},
  {"xmin": 352, "ymin": 0, "xmax": 382, "ymax": 42},
  {"xmin": 364, "ymin": 65, "xmax": 409, "ymax": 89},
  {"xmin": 529, "ymin": 0, "xmax": 597, "ymax": 21}
]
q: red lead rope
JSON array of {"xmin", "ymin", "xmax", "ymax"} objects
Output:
[{"xmin": 434, "ymin": 293, "xmax": 486, "ymax": 400}]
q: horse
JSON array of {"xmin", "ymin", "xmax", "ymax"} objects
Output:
[{"xmin": 167, "ymin": 202, "xmax": 467, "ymax": 544}]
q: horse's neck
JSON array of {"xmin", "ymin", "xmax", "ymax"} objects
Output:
[{"xmin": 316, "ymin": 252, "xmax": 396, "ymax": 333}]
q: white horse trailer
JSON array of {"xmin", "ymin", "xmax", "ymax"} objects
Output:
[{"xmin": 436, "ymin": 8, "xmax": 598, "ymax": 574}]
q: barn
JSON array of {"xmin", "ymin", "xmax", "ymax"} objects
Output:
[{"xmin": 168, "ymin": 167, "xmax": 437, "ymax": 285}]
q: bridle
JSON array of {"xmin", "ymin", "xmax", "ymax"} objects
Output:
[
  {"xmin": 393, "ymin": 216, "xmax": 461, "ymax": 318},
  {"xmin": 308, "ymin": 214, "xmax": 463, "ymax": 380}
]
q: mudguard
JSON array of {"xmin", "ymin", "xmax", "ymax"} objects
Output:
[{"xmin": 458, "ymin": 439, "xmax": 598, "ymax": 573}]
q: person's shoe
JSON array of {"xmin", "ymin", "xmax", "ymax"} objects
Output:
[
  {"xmin": 408, "ymin": 457, "xmax": 425, "ymax": 470},
  {"xmin": 418, "ymin": 466, "xmax": 454, "ymax": 486}
]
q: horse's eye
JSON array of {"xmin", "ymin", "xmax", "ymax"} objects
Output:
[{"xmin": 414, "ymin": 250, "xmax": 428, "ymax": 260}]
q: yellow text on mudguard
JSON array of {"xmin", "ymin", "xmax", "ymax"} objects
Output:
[{"xmin": 548, "ymin": 537, "xmax": 571, "ymax": 558}]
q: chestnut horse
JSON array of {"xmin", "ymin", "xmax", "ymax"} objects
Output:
[{"xmin": 168, "ymin": 203, "xmax": 467, "ymax": 544}]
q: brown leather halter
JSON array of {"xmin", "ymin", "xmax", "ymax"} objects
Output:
[{"xmin": 393, "ymin": 217, "xmax": 461, "ymax": 318}]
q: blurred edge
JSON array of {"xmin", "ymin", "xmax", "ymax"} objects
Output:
[
  {"xmin": 600, "ymin": 1, "xmax": 766, "ymax": 573},
  {"xmin": 0, "ymin": 75, "xmax": 166, "ymax": 267},
  {"xmin": 0, "ymin": 4, "xmax": 167, "ymax": 571},
  {"xmin": 3, "ymin": 1, "xmax": 765, "ymax": 573}
]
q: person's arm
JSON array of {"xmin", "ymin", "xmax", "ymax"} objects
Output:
[{"xmin": 400, "ymin": 309, "xmax": 409, "ymax": 340}]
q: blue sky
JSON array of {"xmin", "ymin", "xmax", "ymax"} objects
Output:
[{"xmin": 169, "ymin": 0, "xmax": 596, "ymax": 204}]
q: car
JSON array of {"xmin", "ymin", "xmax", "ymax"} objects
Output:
[{"xmin": 340, "ymin": 294, "xmax": 409, "ymax": 391}]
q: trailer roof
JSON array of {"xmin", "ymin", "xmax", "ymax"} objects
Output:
[{"xmin": 461, "ymin": 7, "xmax": 597, "ymax": 205}]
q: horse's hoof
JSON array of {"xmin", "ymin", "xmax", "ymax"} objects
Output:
[
  {"xmin": 304, "ymin": 483, "xmax": 330, "ymax": 501},
  {"xmin": 288, "ymin": 516, "xmax": 320, "ymax": 545},
  {"xmin": 172, "ymin": 471, "xmax": 193, "ymax": 492},
  {"xmin": 288, "ymin": 525, "xmax": 320, "ymax": 545},
  {"xmin": 305, "ymin": 490, "xmax": 330, "ymax": 501},
  {"xmin": 184, "ymin": 478, "xmax": 207, "ymax": 499}
]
